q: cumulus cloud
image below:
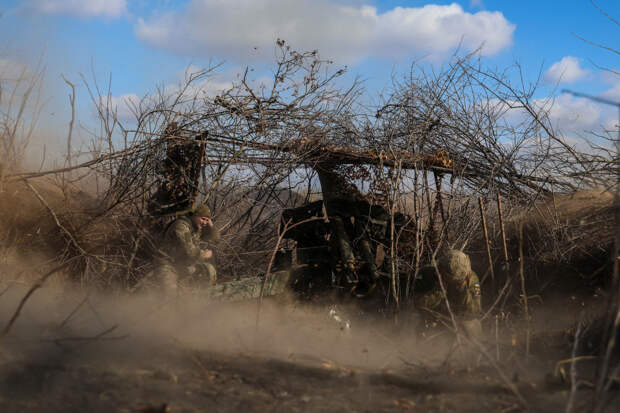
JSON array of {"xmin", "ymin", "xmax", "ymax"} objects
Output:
[
  {"xmin": 529, "ymin": 93, "xmax": 616, "ymax": 153},
  {"xmin": 539, "ymin": 74, "xmax": 620, "ymax": 140},
  {"xmin": 20, "ymin": 0, "xmax": 127, "ymax": 19},
  {"xmin": 101, "ymin": 93, "xmax": 140, "ymax": 122},
  {"xmin": 600, "ymin": 72, "xmax": 620, "ymax": 102},
  {"xmin": 104, "ymin": 67, "xmax": 235, "ymax": 123},
  {"xmin": 169, "ymin": 65, "xmax": 235, "ymax": 100},
  {"xmin": 496, "ymin": 92, "xmax": 608, "ymax": 138},
  {"xmin": 491, "ymin": 93, "xmax": 612, "ymax": 154},
  {"xmin": 598, "ymin": 74, "xmax": 620, "ymax": 137},
  {"xmin": 168, "ymin": 78, "xmax": 234, "ymax": 101},
  {"xmin": 544, "ymin": 56, "xmax": 590, "ymax": 84},
  {"xmin": 135, "ymin": 0, "xmax": 515, "ymax": 63},
  {"xmin": 542, "ymin": 93, "xmax": 601, "ymax": 132}
]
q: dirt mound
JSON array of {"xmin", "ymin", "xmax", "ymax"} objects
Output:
[
  {"xmin": 0, "ymin": 179, "xmax": 69, "ymax": 279},
  {"xmin": 0, "ymin": 178, "xmax": 141, "ymax": 288},
  {"xmin": 507, "ymin": 189, "xmax": 615, "ymax": 268},
  {"xmin": 0, "ymin": 178, "xmax": 98, "ymax": 243}
]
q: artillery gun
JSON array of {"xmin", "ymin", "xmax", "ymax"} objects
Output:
[
  {"xmin": 180, "ymin": 196, "xmax": 414, "ymax": 303},
  {"xmin": 144, "ymin": 122, "xmax": 557, "ymax": 302},
  {"xmin": 279, "ymin": 198, "xmax": 413, "ymax": 299}
]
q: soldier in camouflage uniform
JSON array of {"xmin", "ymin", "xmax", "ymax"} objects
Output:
[
  {"xmin": 153, "ymin": 204, "xmax": 219, "ymax": 296},
  {"xmin": 414, "ymin": 250, "xmax": 482, "ymax": 338}
]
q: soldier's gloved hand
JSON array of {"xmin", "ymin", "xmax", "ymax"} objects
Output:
[{"xmin": 463, "ymin": 319, "xmax": 483, "ymax": 340}]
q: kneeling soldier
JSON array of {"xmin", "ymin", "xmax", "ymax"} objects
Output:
[
  {"xmin": 414, "ymin": 250, "xmax": 482, "ymax": 338},
  {"xmin": 154, "ymin": 204, "xmax": 219, "ymax": 297}
]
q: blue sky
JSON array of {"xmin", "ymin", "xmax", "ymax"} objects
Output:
[{"xmin": 1, "ymin": 0, "xmax": 618, "ymax": 161}]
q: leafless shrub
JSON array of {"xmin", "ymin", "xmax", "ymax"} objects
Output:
[
  {"xmin": 0, "ymin": 42, "xmax": 615, "ymax": 305},
  {"xmin": 0, "ymin": 54, "xmax": 46, "ymax": 176}
]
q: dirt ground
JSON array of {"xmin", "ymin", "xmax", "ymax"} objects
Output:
[{"xmin": 1, "ymin": 283, "xmax": 616, "ymax": 413}]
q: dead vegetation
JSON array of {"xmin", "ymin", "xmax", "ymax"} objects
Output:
[{"xmin": 0, "ymin": 41, "xmax": 619, "ymax": 411}]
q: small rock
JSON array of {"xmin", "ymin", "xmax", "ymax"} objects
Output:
[{"xmin": 153, "ymin": 370, "xmax": 178, "ymax": 383}]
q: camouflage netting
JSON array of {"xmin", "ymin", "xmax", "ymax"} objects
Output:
[{"xmin": 147, "ymin": 123, "xmax": 205, "ymax": 216}]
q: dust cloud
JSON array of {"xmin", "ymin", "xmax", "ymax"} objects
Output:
[
  {"xmin": 0, "ymin": 280, "xmax": 448, "ymax": 373},
  {"xmin": 0, "ymin": 266, "xmax": 612, "ymax": 412}
]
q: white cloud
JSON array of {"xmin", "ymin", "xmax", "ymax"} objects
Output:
[
  {"xmin": 20, "ymin": 0, "xmax": 127, "ymax": 19},
  {"xmin": 492, "ymin": 94, "xmax": 612, "ymax": 154},
  {"xmin": 101, "ymin": 93, "xmax": 140, "ymax": 122},
  {"xmin": 135, "ymin": 0, "xmax": 515, "ymax": 63},
  {"xmin": 165, "ymin": 78, "xmax": 234, "ymax": 101},
  {"xmin": 544, "ymin": 56, "xmax": 590, "ymax": 84},
  {"xmin": 495, "ymin": 93, "xmax": 609, "ymax": 140},
  {"xmin": 598, "ymin": 74, "xmax": 620, "ymax": 137},
  {"xmin": 600, "ymin": 72, "xmax": 620, "ymax": 102},
  {"xmin": 540, "ymin": 74, "xmax": 619, "ymax": 140},
  {"xmin": 104, "ymin": 68, "xmax": 235, "ymax": 123},
  {"xmin": 542, "ymin": 93, "xmax": 601, "ymax": 132},
  {"xmin": 171, "ymin": 66, "xmax": 234, "ymax": 98}
]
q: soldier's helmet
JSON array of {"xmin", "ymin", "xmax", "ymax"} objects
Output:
[
  {"xmin": 192, "ymin": 204, "xmax": 211, "ymax": 218},
  {"xmin": 438, "ymin": 249, "xmax": 471, "ymax": 281}
]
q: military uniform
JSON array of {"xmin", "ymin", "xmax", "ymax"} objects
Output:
[
  {"xmin": 413, "ymin": 250, "xmax": 482, "ymax": 338},
  {"xmin": 414, "ymin": 268, "xmax": 482, "ymax": 319},
  {"xmin": 154, "ymin": 210, "xmax": 218, "ymax": 296}
]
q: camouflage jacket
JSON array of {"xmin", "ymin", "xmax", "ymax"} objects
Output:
[
  {"xmin": 156, "ymin": 216, "xmax": 218, "ymax": 268},
  {"xmin": 414, "ymin": 268, "xmax": 482, "ymax": 319}
]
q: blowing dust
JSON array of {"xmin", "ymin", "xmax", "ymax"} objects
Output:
[{"xmin": 0, "ymin": 278, "xmax": 454, "ymax": 374}]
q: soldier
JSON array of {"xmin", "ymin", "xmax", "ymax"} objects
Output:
[
  {"xmin": 414, "ymin": 250, "xmax": 482, "ymax": 338},
  {"xmin": 314, "ymin": 164, "xmax": 381, "ymax": 295},
  {"xmin": 153, "ymin": 204, "xmax": 219, "ymax": 296}
]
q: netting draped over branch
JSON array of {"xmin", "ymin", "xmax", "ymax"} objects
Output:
[{"xmin": 147, "ymin": 123, "xmax": 205, "ymax": 215}]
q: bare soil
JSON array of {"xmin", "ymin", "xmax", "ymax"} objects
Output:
[
  {"xmin": 0, "ymin": 286, "xmax": 614, "ymax": 413},
  {"xmin": 0, "ymin": 187, "xmax": 617, "ymax": 412}
]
